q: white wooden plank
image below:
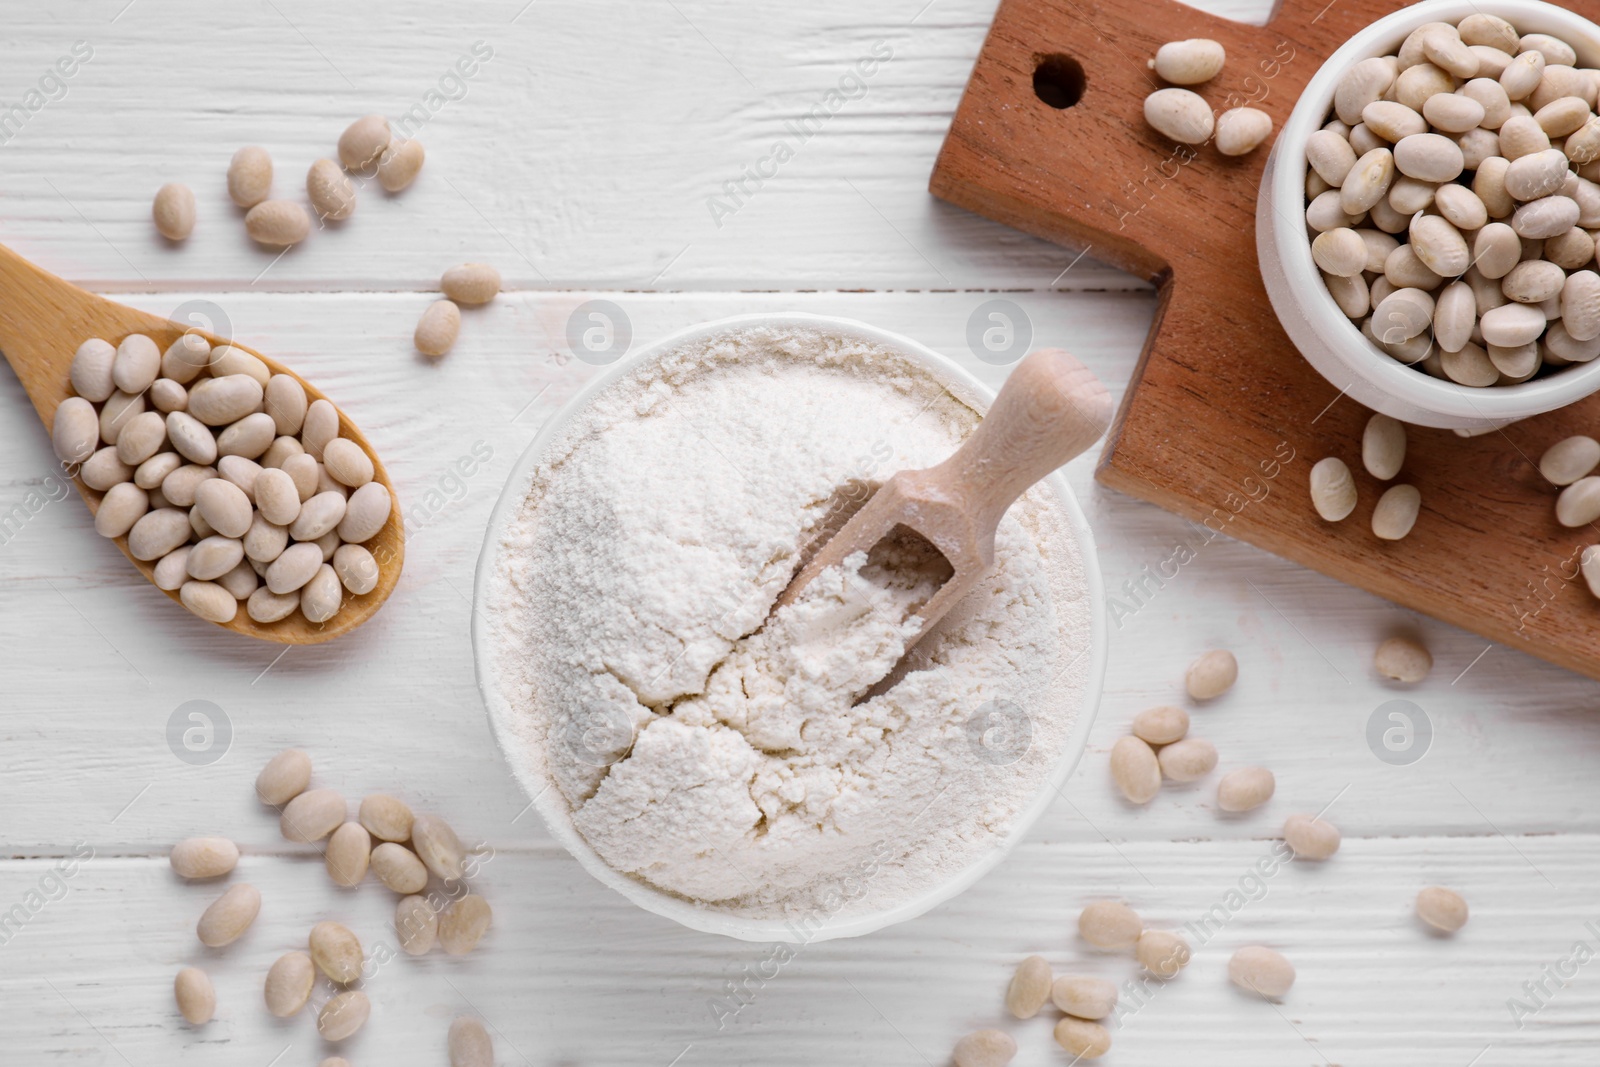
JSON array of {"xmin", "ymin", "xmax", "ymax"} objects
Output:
[
  {"xmin": 2, "ymin": 290, "xmax": 1596, "ymax": 858},
  {"xmin": 0, "ymin": 0, "xmax": 1258, "ymax": 292},
  {"xmin": 2, "ymin": 835, "xmax": 1595, "ymax": 1064}
]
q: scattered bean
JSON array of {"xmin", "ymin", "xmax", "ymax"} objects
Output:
[
  {"xmin": 450, "ymin": 1016, "xmax": 495, "ymax": 1067},
  {"xmin": 196, "ymin": 882, "xmax": 261, "ymax": 947},
  {"xmin": 1078, "ymin": 900, "xmax": 1142, "ymax": 949},
  {"xmin": 255, "ymin": 747, "xmax": 311, "ymax": 805},
  {"xmin": 1215, "ymin": 107, "xmax": 1272, "ymax": 156},
  {"xmin": 370, "ymin": 842, "xmax": 430, "ymax": 894},
  {"xmin": 359, "ymin": 793, "xmax": 414, "ymax": 842},
  {"xmin": 1375, "ymin": 635, "xmax": 1432, "ymax": 681},
  {"xmin": 952, "ymin": 1030, "xmax": 1016, "ymax": 1067},
  {"xmin": 264, "ymin": 950, "xmax": 315, "ymax": 1018},
  {"xmin": 412, "ymin": 813, "xmax": 466, "ymax": 880},
  {"xmin": 1283, "ymin": 813, "xmax": 1341, "ymax": 859},
  {"xmin": 1157, "ymin": 737, "xmax": 1217, "ymax": 781},
  {"xmin": 309, "ymin": 920, "xmax": 364, "ymax": 983},
  {"xmin": 306, "ymin": 158, "xmax": 356, "ymax": 221},
  {"xmin": 174, "ymin": 966, "xmax": 215, "ymax": 1025},
  {"xmin": 438, "ymin": 893, "xmax": 492, "ymax": 954},
  {"xmin": 1005, "ymin": 954, "xmax": 1051, "ymax": 1018},
  {"xmin": 1540, "ymin": 435, "xmax": 1600, "ymax": 484},
  {"xmin": 1229, "ymin": 946, "xmax": 1296, "ymax": 998},
  {"xmin": 1217, "ymin": 766, "xmax": 1275, "ymax": 812},
  {"xmin": 1416, "ymin": 885, "xmax": 1469, "ymax": 932},
  {"xmin": 326, "ymin": 821, "xmax": 372, "ymax": 887},
  {"xmin": 1135, "ymin": 930, "xmax": 1191, "ymax": 977},
  {"xmin": 396, "ymin": 893, "xmax": 439, "ymax": 955},
  {"xmin": 281, "ymin": 787, "xmax": 346, "ymax": 843},
  {"xmin": 415, "ymin": 298, "xmax": 462, "ymax": 357},
  {"xmin": 245, "ymin": 200, "xmax": 311, "ymax": 246},
  {"xmin": 153, "ymin": 183, "xmax": 196, "ymax": 241},
  {"xmin": 378, "ymin": 137, "xmax": 426, "ymax": 191},
  {"xmin": 228, "ymin": 146, "xmax": 273, "ymax": 208},
  {"xmin": 441, "ymin": 262, "xmax": 502, "ymax": 305},
  {"xmin": 1131, "ymin": 705, "xmax": 1189, "ymax": 746},
  {"xmin": 170, "ymin": 836, "xmax": 238, "ymax": 879},
  {"xmin": 1144, "ymin": 87, "xmax": 1214, "ymax": 144},
  {"xmin": 1148, "ymin": 38, "xmax": 1225, "ymax": 84},
  {"xmin": 1110, "ymin": 735, "xmax": 1161, "ymax": 803},
  {"xmin": 1054, "ymin": 1017, "xmax": 1112, "ymax": 1059},
  {"xmin": 1051, "ymin": 975, "xmax": 1117, "ymax": 1019},
  {"xmin": 338, "ymin": 114, "xmax": 391, "ymax": 170},
  {"xmin": 1185, "ymin": 648, "xmax": 1238, "ymax": 699},
  {"xmin": 1372, "ymin": 484, "xmax": 1422, "ymax": 540},
  {"xmin": 317, "ymin": 989, "xmax": 370, "ymax": 1042}
]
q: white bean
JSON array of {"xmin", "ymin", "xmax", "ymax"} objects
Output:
[
  {"xmin": 1375, "ymin": 635, "xmax": 1432, "ymax": 681},
  {"xmin": 174, "ymin": 966, "xmax": 215, "ymax": 1025},
  {"xmin": 1228, "ymin": 946, "xmax": 1295, "ymax": 998},
  {"xmin": 264, "ymin": 374, "xmax": 308, "ymax": 435},
  {"xmin": 153, "ymin": 182, "xmax": 196, "ymax": 240},
  {"xmin": 52, "ymin": 397, "xmax": 98, "ymax": 464},
  {"xmin": 337, "ymin": 114, "xmax": 390, "ymax": 169},
  {"xmin": 228, "ymin": 145, "xmax": 273, "ymax": 208},
  {"xmin": 290, "ymin": 491, "xmax": 348, "ymax": 541},
  {"xmin": 266, "ymin": 542, "xmax": 323, "ymax": 593},
  {"xmin": 1131, "ymin": 705, "xmax": 1188, "ymax": 745},
  {"xmin": 170, "ymin": 836, "xmax": 238, "ymax": 878},
  {"xmin": 1372, "ymin": 484, "xmax": 1422, "ymax": 539},
  {"xmin": 1005, "ymin": 955, "xmax": 1052, "ymax": 1019},
  {"xmin": 256, "ymin": 748, "xmax": 311, "ymax": 805},
  {"xmin": 180, "ymin": 580, "xmax": 238, "ymax": 623},
  {"xmin": 94, "ymin": 482, "xmax": 148, "ymax": 538},
  {"xmin": 1540, "ymin": 435, "xmax": 1600, "ymax": 484},
  {"xmin": 441, "ymin": 262, "xmax": 502, "ymax": 305},
  {"xmin": 1157, "ymin": 737, "xmax": 1217, "ymax": 781},
  {"xmin": 70, "ymin": 338, "xmax": 116, "ymax": 401},
  {"xmin": 1135, "ymin": 930, "xmax": 1191, "ymax": 977},
  {"xmin": 338, "ymin": 481, "xmax": 391, "ymax": 543},
  {"xmin": 194, "ymin": 477, "xmax": 252, "ymax": 538},
  {"xmin": 197, "ymin": 882, "xmax": 260, "ymax": 946},
  {"xmin": 1215, "ymin": 107, "xmax": 1272, "ymax": 156},
  {"xmin": 1110, "ymin": 735, "xmax": 1161, "ymax": 803},
  {"xmin": 186, "ymin": 535, "xmax": 244, "ymax": 581},
  {"xmin": 1078, "ymin": 900, "xmax": 1142, "ymax": 949},
  {"xmin": 99, "ymin": 390, "xmax": 144, "ymax": 445},
  {"xmin": 396, "ymin": 893, "xmax": 438, "ymax": 954},
  {"xmin": 1283, "ymin": 813, "xmax": 1341, "ymax": 859},
  {"xmin": 264, "ymin": 950, "xmax": 315, "ymax": 1018},
  {"xmin": 952, "ymin": 1030, "xmax": 1016, "ymax": 1067},
  {"xmin": 188, "ymin": 374, "xmax": 264, "ymax": 426},
  {"xmin": 309, "ymin": 920, "xmax": 364, "ymax": 983},
  {"xmin": 1143, "ymin": 88, "xmax": 1214, "ymax": 144},
  {"xmin": 281, "ymin": 787, "xmax": 345, "ymax": 843},
  {"xmin": 416, "ymin": 299, "xmax": 462, "ymax": 357},
  {"xmin": 1051, "ymin": 975, "xmax": 1118, "ymax": 1019},
  {"xmin": 317, "ymin": 990, "xmax": 371, "ymax": 1042},
  {"xmin": 371, "ymin": 841, "xmax": 429, "ymax": 893},
  {"xmin": 306, "ymin": 158, "xmax": 356, "ymax": 221},
  {"xmin": 411, "ymin": 813, "xmax": 466, "ymax": 880},
  {"xmin": 333, "ymin": 543, "xmax": 379, "ymax": 594},
  {"xmin": 378, "ymin": 137, "xmax": 426, "ymax": 191},
  {"xmin": 1054, "ymin": 1018, "xmax": 1112, "ymax": 1059},
  {"xmin": 1362, "ymin": 414, "xmax": 1406, "ymax": 480},
  {"xmin": 1416, "ymin": 885, "xmax": 1469, "ymax": 931},
  {"xmin": 128, "ymin": 508, "xmax": 191, "ymax": 560},
  {"xmin": 438, "ymin": 894, "xmax": 492, "ymax": 955},
  {"xmin": 247, "ymin": 587, "xmax": 300, "ymax": 623},
  {"xmin": 245, "ymin": 200, "xmax": 311, "ymax": 246},
  {"xmin": 300, "ymin": 563, "xmax": 343, "ymax": 623},
  {"xmin": 326, "ymin": 822, "xmax": 371, "ymax": 886},
  {"xmin": 1217, "ymin": 766, "xmax": 1275, "ymax": 812}
]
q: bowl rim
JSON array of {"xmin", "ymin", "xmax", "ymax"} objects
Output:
[
  {"xmin": 1270, "ymin": 0, "xmax": 1600, "ymax": 420},
  {"xmin": 469, "ymin": 311, "xmax": 1108, "ymax": 942}
]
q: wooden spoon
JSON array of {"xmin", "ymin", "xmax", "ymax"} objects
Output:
[
  {"xmin": 775, "ymin": 347, "xmax": 1111, "ymax": 653},
  {"xmin": 0, "ymin": 240, "xmax": 403, "ymax": 643}
]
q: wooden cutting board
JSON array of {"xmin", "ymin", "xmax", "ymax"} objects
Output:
[{"xmin": 930, "ymin": 0, "xmax": 1600, "ymax": 680}]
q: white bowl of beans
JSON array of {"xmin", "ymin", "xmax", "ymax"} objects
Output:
[{"xmin": 1258, "ymin": 0, "xmax": 1600, "ymax": 430}]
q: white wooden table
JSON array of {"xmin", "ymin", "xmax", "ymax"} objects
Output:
[{"xmin": 2, "ymin": 2, "xmax": 1597, "ymax": 1064}]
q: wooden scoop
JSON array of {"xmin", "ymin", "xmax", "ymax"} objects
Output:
[
  {"xmin": 776, "ymin": 347, "xmax": 1111, "ymax": 651},
  {"xmin": 0, "ymin": 241, "xmax": 403, "ymax": 644}
]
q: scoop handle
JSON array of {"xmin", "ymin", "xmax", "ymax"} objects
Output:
[{"xmin": 934, "ymin": 348, "xmax": 1113, "ymax": 534}]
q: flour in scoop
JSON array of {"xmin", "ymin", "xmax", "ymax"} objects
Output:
[{"xmin": 484, "ymin": 325, "xmax": 1093, "ymax": 922}]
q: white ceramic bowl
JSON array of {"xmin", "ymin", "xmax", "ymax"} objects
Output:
[
  {"xmin": 1258, "ymin": 0, "xmax": 1600, "ymax": 431},
  {"xmin": 471, "ymin": 313, "xmax": 1107, "ymax": 942}
]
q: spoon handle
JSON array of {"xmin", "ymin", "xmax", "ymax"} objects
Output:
[{"xmin": 931, "ymin": 347, "xmax": 1114, "ymax": 539}]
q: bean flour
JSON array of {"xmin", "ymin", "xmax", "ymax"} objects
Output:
[{"xmin": 483, "ymin": 325, "xmax": 1094, "ymax": 921}]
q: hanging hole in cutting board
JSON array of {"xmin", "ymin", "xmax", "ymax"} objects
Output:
[{"xmin": 1032, "ymin": 54, "xmax": 1085, "ymax": 109}]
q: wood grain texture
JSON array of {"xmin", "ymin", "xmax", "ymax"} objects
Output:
[
  {"xmin": 0, "ymin": 242, "xmax": 404, "ymax": 644},
  {"xmin": 929, "ymin": 0, "xmax": 1600, "ymax": 680}
]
